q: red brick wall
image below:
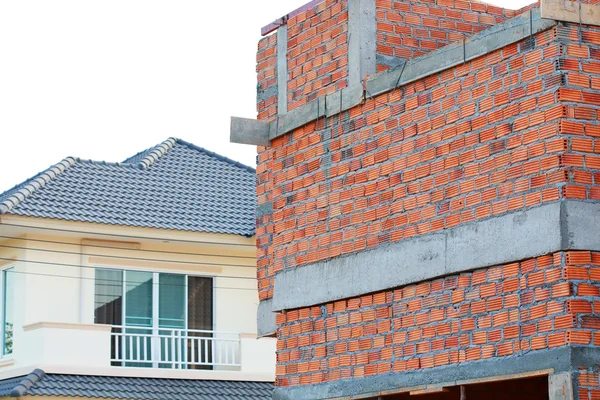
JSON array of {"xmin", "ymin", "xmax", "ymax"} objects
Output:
[
  {"xmin": 257, "ymin": 33, "xmax": 278, "ymax": 121},
  {"xmin": 257, "ymin": 26, "xmax": 563, "ymax": 303},
  {"xmin": 287, "ymin": 0, "xmax": 349, "ymax": 111},
  {"xmin": 375, "ymin": 0, "xmax": 516, "ymax": 72},
  {"xmin": 555, "ymin": 23, "xmax": 600, "ymax": 202},
  {"xmin": 275, "ymin": 251, "xmax": 600, "ymax": 387}
]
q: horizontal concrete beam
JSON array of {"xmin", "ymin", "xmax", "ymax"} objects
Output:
[
  {"xmin": 366, "ymin": 8, "xmax": 555, "ymax": 97},
  {"xmin": 257, "ymin": 298, "xmax": 277, "ymax": 338},
  {"xmin": 542, "ymin": 0, "xmax": 600, "ymax": 26},
  {"xmin": 232, "ymin": 7, "xmax": 558, "ymax": 146},
  {"xmin": 274, "ymin": 346, "xmax": 600, "ymax": 400},
  {"xmin": 271, "ymin": 200, "xmax": 600, "ymax": 312},
  {"xmin": 230, "ymin": 117, "xmax": 272, "ymax": 146}
]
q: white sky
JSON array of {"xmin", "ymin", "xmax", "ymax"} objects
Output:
[{"xmin": 0, "ymin": 0, "xmax": 532, "ymax": 192}]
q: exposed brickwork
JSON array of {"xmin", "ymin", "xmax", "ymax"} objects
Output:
[
  {"xmin": 257, "ymin": 33, "xmax": 278, "ymax": 121},
  {"xmin": 274, "ymin": 251, "xmax": 600, "ymax": 387},
  {"xmin": 287, "ymin": 0, "xmax": 349, "ymax": 111},
  {"xmin": 554, "ymin": 24, "xmax": 600, "ymax": 202},
  {"xmin": 263, "ymin": 26, "xmax": 564, "ymax": 299},
  {"xmin": 253, "ymin": 2, "xmax": 600, "ymax": 396},
  {"xmin": 375, "ymin": 0, "xmax": 516, "ymax": 72}
]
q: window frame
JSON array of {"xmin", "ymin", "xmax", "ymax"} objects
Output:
[
  {"xmin": 93, "ymin": 267, "xmax": 216, "ymax": 332},
  {"xmin": 0, "ymin": 266, "xmax": 15, "ymax": 358}
]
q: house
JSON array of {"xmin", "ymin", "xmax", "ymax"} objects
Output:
[
  {"xmin": 231, "ymin": 0, "xmax": 600, "ymax": 398},
  {"xmin": 0, "ymin": 138, "xmax": 275, "ymax": 399}
]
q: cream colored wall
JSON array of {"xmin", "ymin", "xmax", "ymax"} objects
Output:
[{"xmin": 0, "ymin": 215, "xmax": 275, "ymax": 378}]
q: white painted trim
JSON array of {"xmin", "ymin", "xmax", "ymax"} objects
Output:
[{"xmin": 23, "ymin": 322, "xmax": 112, "ymax": 333}]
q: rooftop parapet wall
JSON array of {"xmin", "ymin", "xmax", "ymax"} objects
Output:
[{"xmin": 375, "ymin": 0, "xmax": 516, "ymax": 71}]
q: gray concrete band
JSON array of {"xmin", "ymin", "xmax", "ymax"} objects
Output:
[
  {"xmin": 273, "ymin": 346, "xmax": 599, "ymax": 400},
  {"xmin": 277, "ymin": 26, "xmax": 288, "ymax": 115},
  {"xmin": 257, "ymin": 298, "xmax": 277, "ymax": 337},
  {"xmin": 271, "ymin": 200, "xmax": 600, "ymax": 312},
  {"xmin": 348, "ymin": 0, "xmax": 376, "ymax": 87}
]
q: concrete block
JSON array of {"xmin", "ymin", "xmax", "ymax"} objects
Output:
[
  {"xmin": 542, "ymin": 0, "xmax": 600, "ymax": 26},
  {"xmin": 549, "ymin": 372, "xmax": 573, "ymax": 400},
  {"xmin": 348, "ymin": 0, "xmax": 376, "ymax": 87},
  {"xmin": 230, "ymin": 117, "xmax": 271, "ymax": 146},
  {"xmin": 257, "ymin": 298, "xmax": 277, "ymax": 338},
  {"xmin": 562, "ymin": 201, "xmax": 600, "ymax": 251},
  {"xmin": 277, "ymin": 26, "xmax": 288, "ymax": 115}
]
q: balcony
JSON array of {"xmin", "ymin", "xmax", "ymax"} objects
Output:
[
  {"xmin": 110, "ymin": 326, "xmax": 241, "ymax": 369},
  {"xmin": 18, "ymin": 322, "xmax": 275, "ymax": 376}
]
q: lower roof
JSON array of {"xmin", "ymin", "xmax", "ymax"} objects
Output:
[{"xmin": 0, "ymin": 370, "xmax": 273, "ymax": 399}]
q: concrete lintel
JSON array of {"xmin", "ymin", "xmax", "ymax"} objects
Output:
[
  {"xmin": 325, "ymin": 85, "xmax": 364, "ymax": 117},
  {"xmin": 348, "ymin": 0, "xmax": 377, "ymax": 87},
  {"xmin": 367, "ymin": 8, "xmax": 556, "ymax": 97},
  {"xmin": 230, "ymin": 117, "xmax": 271, "ymax": 146},
  {"xmin": 277, "ymin": 26, "xmax": 288, "ymax": 115},
  {"xmin": 275, "ymin": 96, "xmax": 327, "ymax": 138},
  {"xmin": 273, "ymin": 200, "xmax": 600, "ymax": 312},
  {"xmin": 549, "ymin": 372, "xmax": 574, "ymax": 400},
  {"xmin": 541, "ymin": 0, "xmax": 600, "ymax": 26},
  {"xmin": 257, "ymin": 298, "xmax": 277, "ymax": 338},
  {"xmin": 273, "ymin": 346, "xmax": 590, "ymax": 400}
]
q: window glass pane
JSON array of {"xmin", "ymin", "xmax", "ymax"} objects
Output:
[
  {"xmin": 3, "ymin": 268, "xmax": 13, "ymax": 355},
  {"xmin": 125, "ymin": 271, "xmax": 153, "ymax": 327},
  {"xmin": 159, "ymin": 274, "xmax": 185, "ymax": 329},
  {"xmin": 187, "ymin": 277, "xmax": 213, "ymax": 331},
  {"xmin": 94, "ymin": 269, "xmax": 123, "ymax": 325}
]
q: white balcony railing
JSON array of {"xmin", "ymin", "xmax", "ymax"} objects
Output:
[{"xmin": 109, "ymin": 326, "xmax": 241, "ymax": 369}]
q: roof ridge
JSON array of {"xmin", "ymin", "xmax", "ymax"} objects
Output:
[
  {"xmin": 176, "ymin": 138, "xmax": 256, "ymax": 173},
  {"xmin": 9, "ymin": 368, "xmax": 45, "ymax": 397},
  {"xmin": 0, "ymin": 158, "xmax": 77, "ymax": 215},
  {"xmin": 138, "ymin": 137, "xmax": 178, "ymax": 169}
]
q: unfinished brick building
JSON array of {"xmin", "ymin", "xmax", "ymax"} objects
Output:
[{"xmin": 231, "ymin": 0, "xmax": 600, "ymax": 398}]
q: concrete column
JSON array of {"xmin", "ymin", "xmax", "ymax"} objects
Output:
[
  {"xmin": 277, "ymin": 25, "xmax": 288, "ymax": 115},
  {"xmin": 549, "ymin": 372, "xmax": 574, "ymax": 400},
  {"xmin": 348, "ymin": 0, "xmax": 376, "ymax": 87}
]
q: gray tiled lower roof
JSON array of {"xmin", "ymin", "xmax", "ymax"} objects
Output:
[
  {"xmin": 0, "ymin": 138, "xmax": 256, "ymax": 237},
  {"xmin": 0, "ymin": 370, "xmax": 273, "ymax": 399}
]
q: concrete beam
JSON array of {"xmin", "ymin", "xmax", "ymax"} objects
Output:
[
  {"xmin": 272, "ymin": 200, "xmax": 599, "ymax": 312},
  {"xmin": 257, "ymin": 298, "xmax": 277, "ymax": 338},
  {"xmin": 273, "ymin": 346, "xmax": 600, "ymax": 400},
  {"xmin": 541, "ymin": 0, "xmax": 600, "ymax": 26},
  {"xmin": 277, "ymin": 26, "xmax": 288, "ymax": 115},
  {"xmin": 549, "ymin": 372, "xmax": 574, "ymax": 400},
  {"xmin": 348, "ymin": 0, "xmax": 376, "ymax": 87},
  {"xmin": 230, "ymin": 117, "xmax": 271, "ymax": 146},
  {"xmin": 367, "ymin": 8, "xmax": 555, "ymax": 97}
]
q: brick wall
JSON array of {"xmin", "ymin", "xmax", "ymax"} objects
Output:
[
  {"xmin": 555, "ymin": 23, "xmax": 600, "ymax": 202},
  {"xmin": 375, "ymin": 0, "xmax": 515, "ymax": 72},
  {"xmin": 287, "ymin": 0, "xmax": 349, "ymax": 111},
  {"xmin": 253, "ymin": 2, "xmax": 600, "ymax": 397},
  {"xmin": 275, "ymin": 251, "xmax": 600, "ymax": 387},
  {"xmin": 260, "ymin": 26, "xmax": 563, "ymax": 302},
  {"xmin": 257, "ymin": 33, "xmax": 278, "ymax": 122}
]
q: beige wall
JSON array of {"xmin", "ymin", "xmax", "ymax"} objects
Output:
[{"xmin": 0, "ymin": 215, "xmax": 275, "ymax": 379}]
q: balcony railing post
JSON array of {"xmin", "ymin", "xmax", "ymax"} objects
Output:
[{"xmin": 152, "ymin": 327, "xmax": 159, "ymax": 369}]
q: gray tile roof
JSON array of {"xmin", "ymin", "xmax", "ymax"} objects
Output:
[
  {"xmin": 0, "ymin": 138, "xmax": 256, "ymax": 236},
  {"xmin": 0, "ymin": 370, "xmax": 273, "ymax": 399}
]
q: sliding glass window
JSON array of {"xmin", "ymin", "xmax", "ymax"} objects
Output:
[{"xmin": 94, "ymin": 269, "xmax": 213, "ymax": 368}]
